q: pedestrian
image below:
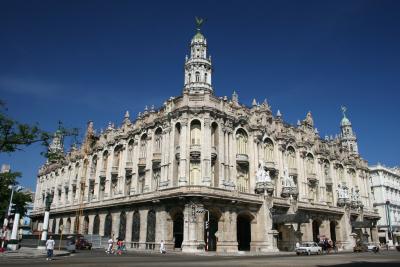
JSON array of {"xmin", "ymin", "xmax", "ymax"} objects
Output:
[
  {"xmin": 46, "ymin": 236, "xmax": 55, "ymax": 261},
  {"xmin": 116, "ymin": 239, "xmax": 123, "ymax": 255},
  {"xmin": 106, "ymin": 237, "xmax": 114, "ymax": 254},
  {"xmin": 160, "ymin": 240, "xmax": 166, "ymax": 254}
]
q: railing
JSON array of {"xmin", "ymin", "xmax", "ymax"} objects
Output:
[
  {"xmin": 99, "ymin": 170, "xmax": 106, "ymax": 178},
  {"xmin": 125, "ymin": 162, "xmax": 133, "ymax": 170},
  {"xmin": 152, "ymin": 152, "xmax": 161, "ymax": 162},
  {"xmin": 236, "ymin": 154, "xmax": 249, "ymax": 163},
  {"xmin": 111, "ymin": 166, "xmax": 118, "ymax": 175}
]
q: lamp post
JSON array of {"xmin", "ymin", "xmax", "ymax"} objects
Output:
[
  {"xmin": 2, "ymin": 185, "xmax": 19, "ymax": 249},
  {"xmin": 37, "ymin": 193, "xmax": 53, "ymax": 249},
  {"xmin": 385, "ymin": 200, "xmax": 392, "ymax": 245}
]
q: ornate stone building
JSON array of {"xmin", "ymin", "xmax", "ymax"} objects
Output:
[
  {"xmin": 31, "ymin": 23, "xmax": 379, "ymax": 253},
  {"xmin": 369, "ymin": 164, "xmax": 400, "ymax": 246}
]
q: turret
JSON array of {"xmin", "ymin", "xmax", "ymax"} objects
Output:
[
  {"xmin": 339, "ymin": 106, "xmax": 358, "ymax": 154},
  {"xmin": 183, "ymin": 17, "xmax": 213, "ymax": 94}
]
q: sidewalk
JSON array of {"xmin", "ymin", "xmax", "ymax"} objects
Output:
[{"xmin": 0, "ymin": 247, "xmax": 70, "ymax": 258}]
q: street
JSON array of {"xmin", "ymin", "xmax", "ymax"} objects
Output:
[{"xmin": 1, "ymin": 250, "xmax": 400, "ymax": 267}]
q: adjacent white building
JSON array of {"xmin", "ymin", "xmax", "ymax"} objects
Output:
[{"xmin": 370, "ymin": 164, "xmax": 400, "ymax": 245}]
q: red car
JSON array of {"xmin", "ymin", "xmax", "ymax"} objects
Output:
[{"xmin": 75, "ymin": 238, "xmax": 92, "ymax": 250}]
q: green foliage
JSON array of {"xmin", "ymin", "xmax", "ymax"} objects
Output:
[
  {"xmin": 0, "ymin": 171, "xmax": 32, "ymax": 222},
  {"xmin": 0, "ymin": 101, "xmax": 52, "ymax": 153}
]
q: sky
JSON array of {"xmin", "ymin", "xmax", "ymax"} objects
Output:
[{"xmin": 1, "ymin": 0, "xmax": 399, "ymax": 190}]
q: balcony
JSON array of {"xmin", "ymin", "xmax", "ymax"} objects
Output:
[
  {"xmin": 190, "ymin": 144, "xmax": 201, "ymax": 160},
  {"xmin": 111, "ymin": 166, "xmax": 119, "ymax": 175},
  {"xmin": 125, "ymin": 162, "xmax": 133, "ymax": 171},
  {"xmin": 307, "ymin": 173, "xmax": 318, "ymax": 184},
  {"xmin": 325, "ymin": 176, "xmax": 333, "ymax": 185},
  {"xmin": 265, "ymin": 161, "xmax": 277, "ymax": 171},
  {"xmin": 211, "ymin": 146, "xmax": 217, "ymax": 161},
  {"xmin": 152, "ymin": 152, "xmax": 161, "ymax": 163},
  {"xmin": 138, "ymin": 158, "xmax": 146, "ymax": 167},
  {"xmin": 99, "ymin": 170, "xmax": 106, "ymax": 178},
  {"xmin": 236, "ymin": 154, "xmax": 249, "ymax": 165},
  {"xmin": 289, "ymin": 168, "xmax": 298, "ymax": 176}
]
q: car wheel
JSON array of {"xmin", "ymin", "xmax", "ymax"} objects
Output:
[{"xmin": 296, "ymin": 252, "xmax": 300, "ymax": 256}]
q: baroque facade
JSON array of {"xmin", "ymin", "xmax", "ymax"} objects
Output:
[
  {"xmin": 31, "ymin": 23, "xmax": 379, "ymax": 253},
  {"xmin": 369, "ymin": 164, "xmax": 400, "ymax": 245}
]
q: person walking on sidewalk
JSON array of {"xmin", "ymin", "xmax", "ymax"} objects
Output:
[
  {"xmin": 160, "ymin": 240, "xmax": 166, "ymax": 254},
  {"xmin": 46, "ymin": 236, "xmax": 55, "ymax": 261}
]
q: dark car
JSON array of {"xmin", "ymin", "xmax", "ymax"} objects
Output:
[{"xmin": 75, "ymin": 238, "xmax": 92, "ymax": 250}]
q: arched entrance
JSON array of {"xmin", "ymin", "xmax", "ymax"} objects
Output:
[
  {"xmin": 330, "ymin": 221, "xmax": 337, "ymax": 242},
  {"xmin": 132, "ymin": 211, "xmax": 140, "ymax": 242},
  {"xmin": 312, "ymin": 220, "xmax": 321, "ymax": 243},
  {"xmin": 146, "ymin": 210, "xmax": 156, "ymax": 243},
  {"xmin": 237, "ymin": 213, "xmax": 252, "ymax": 251},
  {"xmin": 104, "ymin": 213, "xmax": 112, "ymax": 238},
  {"xmin": 83, "ymin": 216, "xmax": 89, "ymax": 235},
  {"xmin": 172, "ymin": 211, "xmax": 184, "ymax": 248},
  {"xmin": 93, "ymin": 215, "xmax": 100, "ymax": 235},
  {"xmin": 119, "ymin": 211, "xmax": 126, "ymax": 240},
  {"xmin": 204, "ymin": 209, "xmax": 221, "ymax": 251}
]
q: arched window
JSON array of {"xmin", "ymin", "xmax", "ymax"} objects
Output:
[
  {"xmin": 264, "ymin": 138, "xmax": 274, "ymax": 162},
  {"xmin": 189, "ymin": 162, "xmax": 201, "ymax": 185},
  {"xmin": 140, "ymin": 134, "xmax": 147, "ymax": 158},
  {"xmin": 102, "ymin": 151, "xmax": 108, "ymax": 171},
  {"xmin": 113, "ymin": 146, "xmax": 122, "ymax": 168},
  {"xmin": 190, "ymin": 120, "xmax": 201, "ymax": 145},
  {"xmin": 237, "ymin": 165, "xmax": 249, "ymax": 193},
  {"xmin": 91, "ymin": 155, "xmax": 97, "ymax": 176},
  {"xmin": 127, "ymin": 140, "xmax": 134, "ymax": 162},
  {"xmin": 337, "ymin": 164, "xmax": 344, "ymax": 183},
  {"xmin": 204, "ymin": 73, "xmax": 208, "ymax": 83},
  {"xmin": 195, "ymin": 71, "xmax": 200, "ymax": 82},
  {"xmin": 349, "ymin": 169, "xmax": 357, "ymax": 187},
  {"xmin": 236, "ymin": 129, "xmax": 248, "ymax": 155},
  {"xmin": 287, "ymin": 147, "xmax": 296, "ymax": 169},
  {"xmin": 306, "ymin": 153, "xmax": 315, "ymax": 174},
  {"xmin": 323, "ymin": 160, "xmax": 330, "ymax": 178},
  {"xmin": 154, "ymin": 128, "xmax": 162, "ymax": 153}
]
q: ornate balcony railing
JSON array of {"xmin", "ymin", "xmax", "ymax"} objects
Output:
[
  {"xmin": 211, "ymin": 146, "xmax": 217, "ymax": 161},
  {"xmin": 111, "ymin": 166, "xmax": 118, "ymax": 175},
  {"xmin": 152, "ymin": 152, "xmax": 161, "ymax": 162},
  {"xmin": 190, "ymin": 144, "xmax": 201, "ymax": 160},
  {"xmin": 236, "ymin": 154, "xmax": 249, "ymax": 164},
  {"xmin": 125, "ymin": 162, "xmax": 133, "ymax": 170}
]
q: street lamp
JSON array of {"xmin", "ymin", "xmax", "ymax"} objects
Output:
[
  {"xmin": 38, "ymin": 193, "xmax": 53, "ymax": 249},
  {"xmin": 2, "ymin": 185, "xmax": 20, "ymax": 249},
  {"xmin": 385, "ymin": 200, "xmax": 392, "ymax": 245}
]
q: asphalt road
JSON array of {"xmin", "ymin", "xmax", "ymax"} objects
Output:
[{"xmin": 1, "ymin": 250, "xmax": 400, "ymax": 267}]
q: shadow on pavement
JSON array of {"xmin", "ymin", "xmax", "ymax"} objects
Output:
[{"xmin": 318, "ymin": 261, "xmax": 400, "ymax": 267}]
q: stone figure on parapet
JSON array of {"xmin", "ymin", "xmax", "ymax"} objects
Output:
[
  {"xmin": 351, "ymin": 187, "xmax": 360, "ymax": 202},
  {"xmin": 283, "ymin": 166, "xmax": 295, "ymax": 188},
  {"xmin": 256, "ymin": 161, "xmax": 271, "ymax": 183},
  {"xmin": 337, "ymin": 184, "xmax": 349, "ymax": 199}
]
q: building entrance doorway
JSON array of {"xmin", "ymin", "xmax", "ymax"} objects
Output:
[
  {"xmin": 312, "ymin": 220, "xmax": 321, "ymax": 243},
  {"xmin": 173, "ymin": 212, "xmax": 183, "ymax": 248},
  {"xmin": 330, "ymin": 221, "xmax": 337, "ymax": 242},
  {"xmin": 237, "ymin": 213, "xmax": 251, "ymax": 251}
]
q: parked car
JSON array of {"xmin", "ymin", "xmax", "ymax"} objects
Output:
[
  {"xmin": 366, "ymin": 243, "xmax": 379, "ymax": 252},
  {"xmin": 75, "ymin": 238, "xmax": 92, "ymax": 250},
  {"xmin": 66, "ymin": 236, "xmax": 76, "ymax": 253},
  {"xmin": 295, "ymin": 242, "xmax": 322, "ymax": 255}
]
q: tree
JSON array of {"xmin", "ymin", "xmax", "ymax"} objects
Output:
[{"xmin": 0, "ymin": 100, "xmax": 77, "ymax": 222}]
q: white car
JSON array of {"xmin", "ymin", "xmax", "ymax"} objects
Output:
[
  {"xmin": 366, "ymin": 243, "xmax": 379, "ymax": 252},
  {"xmin": 295, "ymin": 242, "xmax": 322, "ymax": 255}
]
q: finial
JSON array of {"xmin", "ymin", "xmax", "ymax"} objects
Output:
[
  {"xmin": 151, "ymin": 105, "xmax": 155, "ymax": 111},
  {"xmin": 341, "ymin": 106, "xmax": 347, "ymax": 118},
  {"xmin": 252, "ymin": 98, "xmax": 257, "ymax": 107},
  {"xmin": 297, "ymin": 120, "xmax": 301, "ymax": 126},
  {"xmin": 124, "ymin": 110, "xmax": 130, "ymax": 119},
  {"xmin": 195, "ymin": 17, "xmax": 204, "ymax": 31},
  {"xmin": 276, "ymin": 110, "xmax": 282, "ymax": 117},
  {"xmin": 144, "ymin": 105, "xmax": 148, "ymax": 112}
]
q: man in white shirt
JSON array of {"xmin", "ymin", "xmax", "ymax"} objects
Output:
[
  {"xmin": 160, "ymin": 240, "xmax": 166, "ymax": 254},
  {"xmin": 106, "ymin": 238, "xmax": 114, "ymax": 254},
  {"xmin": 46, "ymin": 236, "xmax": 55, "ymax": 260}
]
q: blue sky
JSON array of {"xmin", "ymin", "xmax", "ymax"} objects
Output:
[{"xmin": 1, "ymin": 0, "xmax": 399, "ymax": 190}]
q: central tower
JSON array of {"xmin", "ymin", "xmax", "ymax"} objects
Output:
[{"xmin": 183, "ymin": 18, "xmax": 213, "ymax": 94}]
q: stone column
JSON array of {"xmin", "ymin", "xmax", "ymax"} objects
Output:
[
  {"xmin": 339, "ymin": 208, "xmax": 353, "ymax": 250},
  {"xmin": 88, "ymin": 214, "xmax": 95, "ymax": 235},
  {"xmin": 216, "ymin": 207, "xmax": 238, "ymax": 253},
  {"xmin": 99, "ymin": 213, "xmax": 106, "ymax": 237},
  {"xmin": 181, "ymin": 202, "xmax": 205, "ymax": 252},
  {"xmin": 104, "ymin": 152, "xmax": 113, "ymax": 199},
  {"xmin": 130, "ymin": 137, "xmax": 139, "ymax": 195},
  {"xmin": 112, "ymin": 212, "xmax": 120, "ymax": 239},
  {"xmin": 118, "ymin": 144, "xmax": 127, "ymax": 195},
  {"xmin": 38, "ymin": 211, "xmax": 50, "ymax": 249},
  {"xmin": 144, "ymin": 132, "xmax": 153, "ymax": 192},
  {"xmin": 202, "ymin": 117, "xmax": 212, "ymax": 186},
  {"xmin": 218, "ymin": 125, "xmax": 225, "ymax": 188},
  {"xmin": 54, "ymin": 218, "xmax": 60, "ymax": 234},
  {"xmin": 7, "ymin": 213, "xmax": 20, "ymax": 250},
  {"xmin": 179, "ymin": 119, "xmax": 188, "ymax": 185},
  {"xmin": 139, "ymin": 208, "xmax": 148, "ymax": 249}
]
